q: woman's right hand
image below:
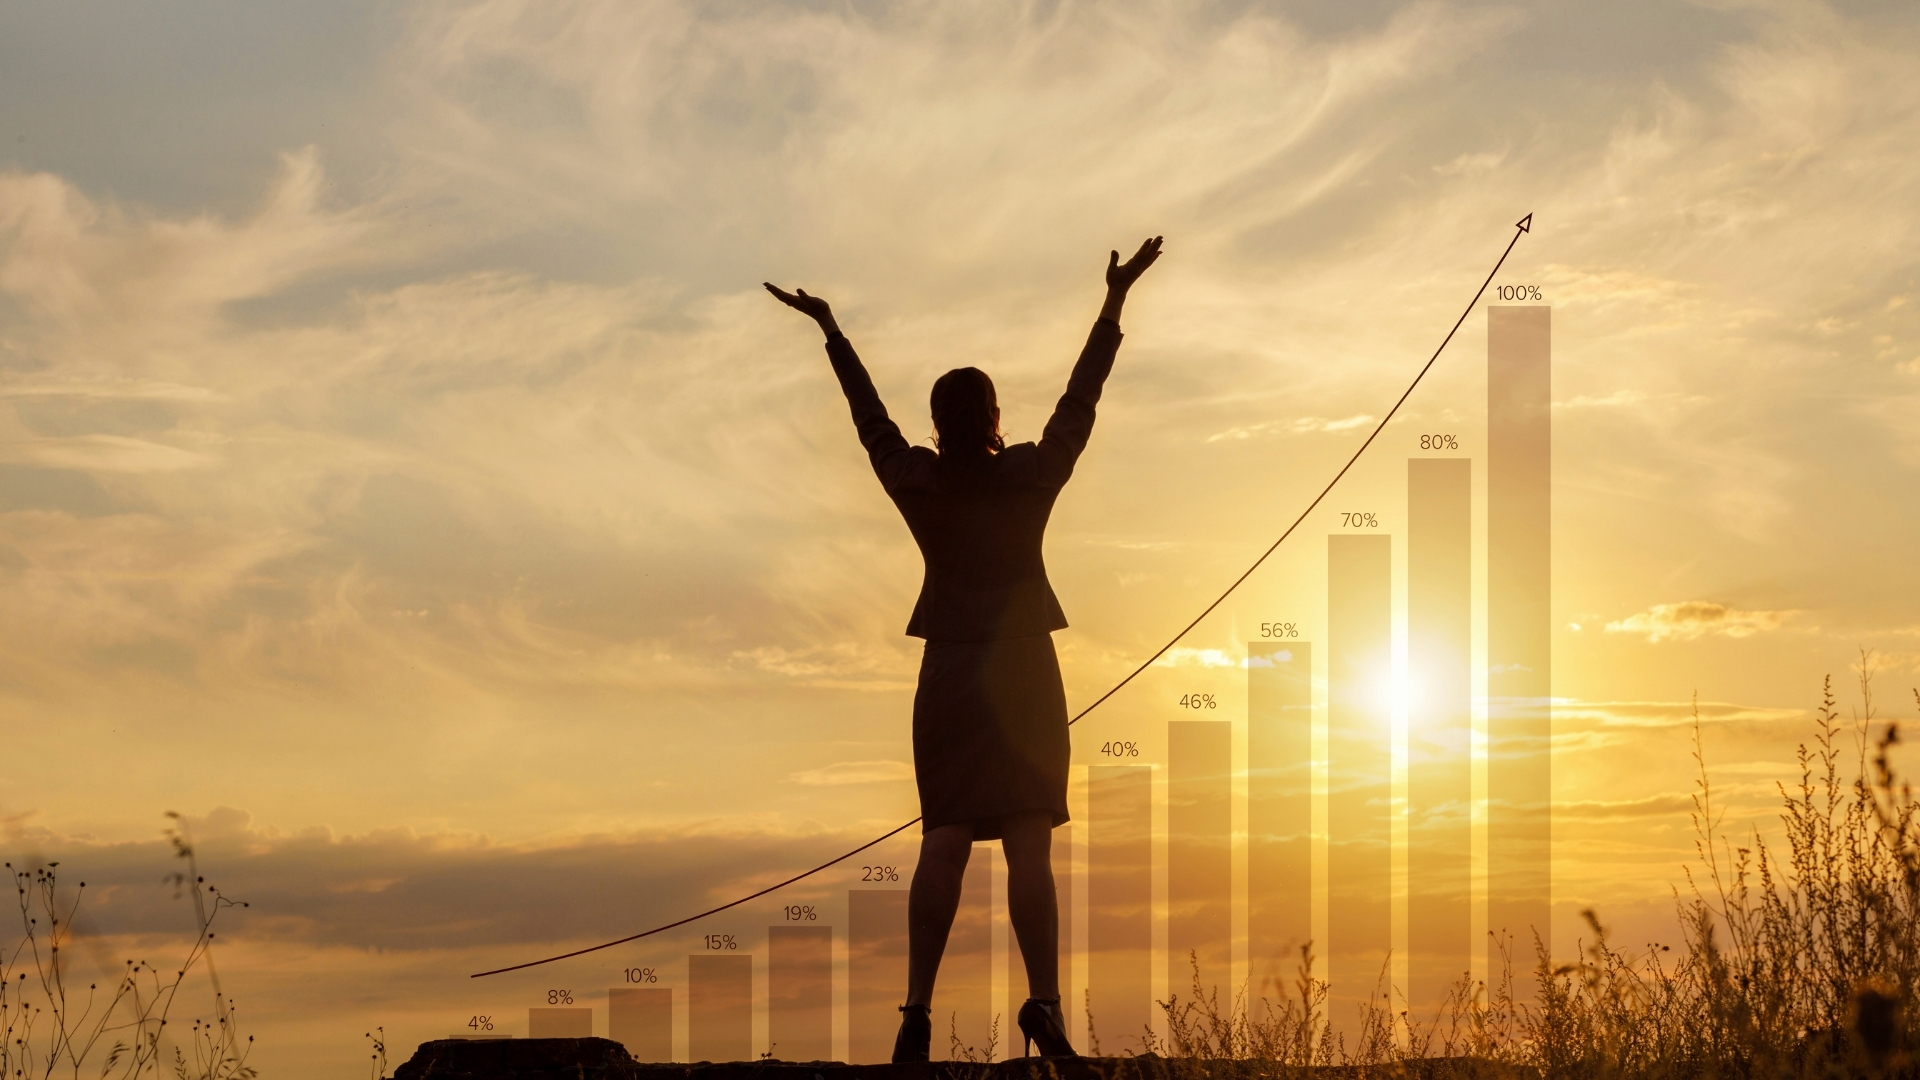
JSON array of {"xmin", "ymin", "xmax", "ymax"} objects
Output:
[{"xmin": 764, "ymin": 283, "xmax": 840, "ymax": 336}]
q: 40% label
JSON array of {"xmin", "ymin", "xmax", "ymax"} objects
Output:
[{"xmin": 1101, "ymin": 741, "xmax": 1140, "ymax": 757}]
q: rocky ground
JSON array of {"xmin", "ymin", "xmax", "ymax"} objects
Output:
[{"xmin": 391, "ymin": 1038, "xmax": 1534, "ymax": 1080}]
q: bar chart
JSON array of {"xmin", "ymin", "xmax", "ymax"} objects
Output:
[{"xmin": 487, "ymin": 302, "xmax": 1549, "ymax": 1062}]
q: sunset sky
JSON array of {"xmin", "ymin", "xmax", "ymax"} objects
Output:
[{"xmin": 3, "ymin": 0, "xmax": 1918, "ymax": 1075}]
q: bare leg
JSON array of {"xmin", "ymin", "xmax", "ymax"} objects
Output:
[
  {"xmin": 1000, "ymin": 811, "xmax": 1060, "ymax": 1000},
  {"xmin": 906, "ymin": 823, "xmax": 975, "ymax": 1007}
]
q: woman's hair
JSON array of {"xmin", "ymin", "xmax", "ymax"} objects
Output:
[{"xmin": 929, "ymin": 367, "xmax": 1003, "ymax": 463}]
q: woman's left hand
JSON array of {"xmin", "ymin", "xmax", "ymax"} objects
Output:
[
  {"xmin": 764, "ymin": 283, "xmax": 838, "ymax": 333},
  {"xmin": 1105, "ymin": 236, "xmax": 1164, "ymax": 293}
]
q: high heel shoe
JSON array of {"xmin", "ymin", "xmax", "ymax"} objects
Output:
[
  {"xmin": 891, "ymin": 1004, "xmax": 932, "ymax": 1063},
  {"xmin": 1016, "ymin": 997, "xmax": 1077, "ymax": 1058}
]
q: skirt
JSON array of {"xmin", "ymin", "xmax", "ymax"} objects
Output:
[{"xmin": 913, "ymin": 633, "xmax": 1071, "ymax": 840}]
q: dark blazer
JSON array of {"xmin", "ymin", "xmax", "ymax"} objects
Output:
[{"xmin": 826, "ymin": 319, "xmax": 1125, "ymax": 641}]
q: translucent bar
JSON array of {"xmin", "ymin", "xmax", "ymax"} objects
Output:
[
  {"xmin": 1247, "ymin": 641, "xmax": 1311, "ymax": 1004},
  {"xmin": 1408, "ymin": 458, "xmax": 1471, "ymax": 1012},
  {"xmin": 1087, "ymin": 764, "xmax": 1151, "ymax": 1054},
  {"xmin": 1327, "ymin": 534, "xmax": 1391, "ymax": 1029},
  {"xmin": 768, "ymin": 926, "xmax": 832, "ymax": 1062},
  {"xmin": 1168, "ymin": 721, "xmax": 1230, "ymax": 1000},
  {"xmin": 609, "ymin": 988, "xmax": 672, "ymax": 1062},
  {"xmin": 688, "ymin": 954, "xmax": 752, "ymax": 1061},
  {"xmin": 848, "ymin": 889, "xmax": 909, "ymax": 1064},
  {"xmin": 527, "ymin": 1007, "xmax": 592, "ymax": 1038},
  {"xmin": 1487, "ymin": 305, "xmax": 1551, "ymax": 991}
]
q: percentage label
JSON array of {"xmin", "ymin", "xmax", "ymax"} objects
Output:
[
  {"xmin": 1419, "ymin": 434, "xmax": 1458, "ymax": 450},
  {"xmin": 1495, "ymin": 285, "xmax": 1542, "ymax": 301},
  {"xmin": 1342, "ymin": 512, "xmax": 1378, "ymax": 528},
  {"xmin": 1259, "ymin": 622, "xmax": 1297, "ymax": 638},
  {"xmin": 1180, "ymin": 693, "xmax": 1217, "ymax": 710},
  {"xmin": 704, "ymin": 934, "xmax": 738, "ymax": 951},
  {"xmin": 1101, "ymin": 740, "xmax": 1140, "ymax": 757},
  {"xmin": 469, "ymin": 1016, "xmax": 493, "ymax": 1032},
  {"xmin": 547, "ymin": 990, "xmax": 573, "ymax": 1005},
  {"xmin": 623, "ymin": 968, "xmax": 657, "ymax": 983},
  {"xmin": 862, "ymin": 866, "xmax": 900, "ymax": 882},
  {"xmin": 784, "ymin": 905, "xmax": 818, "ymax": 922}
]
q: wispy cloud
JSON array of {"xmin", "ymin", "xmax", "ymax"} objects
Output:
[
  {"xmin": 787, "ymin": 760, "xmax": 914, "ymax": 786},
  {"xmin": 1605, "ymin": 602, "xmax": 1796, "ymax": 643},
  {"xmin": 1206, "ymin": 415, "xmax": 1373, "ymax": 442}
]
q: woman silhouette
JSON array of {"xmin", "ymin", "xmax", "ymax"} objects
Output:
[{"xmin": 765, "ymin": 236, "xmax": 1162, "ymax": 1061}]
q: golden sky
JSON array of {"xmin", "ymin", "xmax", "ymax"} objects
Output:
[{"xmin": 2, "ymin": 0, "xmax": 1918, "ymax": 1075}]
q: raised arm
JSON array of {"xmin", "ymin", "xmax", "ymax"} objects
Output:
[
  {"xmin": 764, "ymin": 282, "xmax": 918, "ymax": 489},
  {"xmin": 1036, "ymin": 236, "xmax": 1163, "ymax": 484}
]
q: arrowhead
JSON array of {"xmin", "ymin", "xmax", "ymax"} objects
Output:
[{"xmin": 1516, "ymin": 213, "xmax": 1533, "ymax": 233}]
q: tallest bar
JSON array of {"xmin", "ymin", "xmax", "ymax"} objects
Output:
[{"xmin": 1487, "ymin": 306, "xmax": 1551, "ymax": 986}]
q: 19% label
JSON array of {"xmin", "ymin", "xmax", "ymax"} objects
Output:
[{"xmin": 784, "ymin": 905, "xmax": 818, "ymax": 921}]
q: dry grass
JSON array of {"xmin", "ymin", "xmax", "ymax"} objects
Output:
[
  {"xmin": 1130, "ymin": 667, "xmax": 1920, "ymax": 1079},
  {"xmin": 0, "ymin": 815, "xmax": 253, "ymax": 1080}
]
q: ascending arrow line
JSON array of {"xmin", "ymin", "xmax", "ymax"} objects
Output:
[{"xmin": 472, "ymin": 212, "xmax": 1533, "ymax": 979}]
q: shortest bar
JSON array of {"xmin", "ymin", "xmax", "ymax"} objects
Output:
[
  {"xmin": 528, "ymin": 1007, "xmax": 592, "ymax": 1038},
  {"xmin": 610, "ymin": 988, "xmax": 673, "ymax": 1062}
]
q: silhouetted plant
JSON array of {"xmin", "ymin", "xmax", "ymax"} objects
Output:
[
  {"xmin": 1134, "ymin": 665, "xmax": 1920, "ymax": 1079},
  {"xmin": 0, "ymin": 815, "xmax": 253, "ymax": 1079}
]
